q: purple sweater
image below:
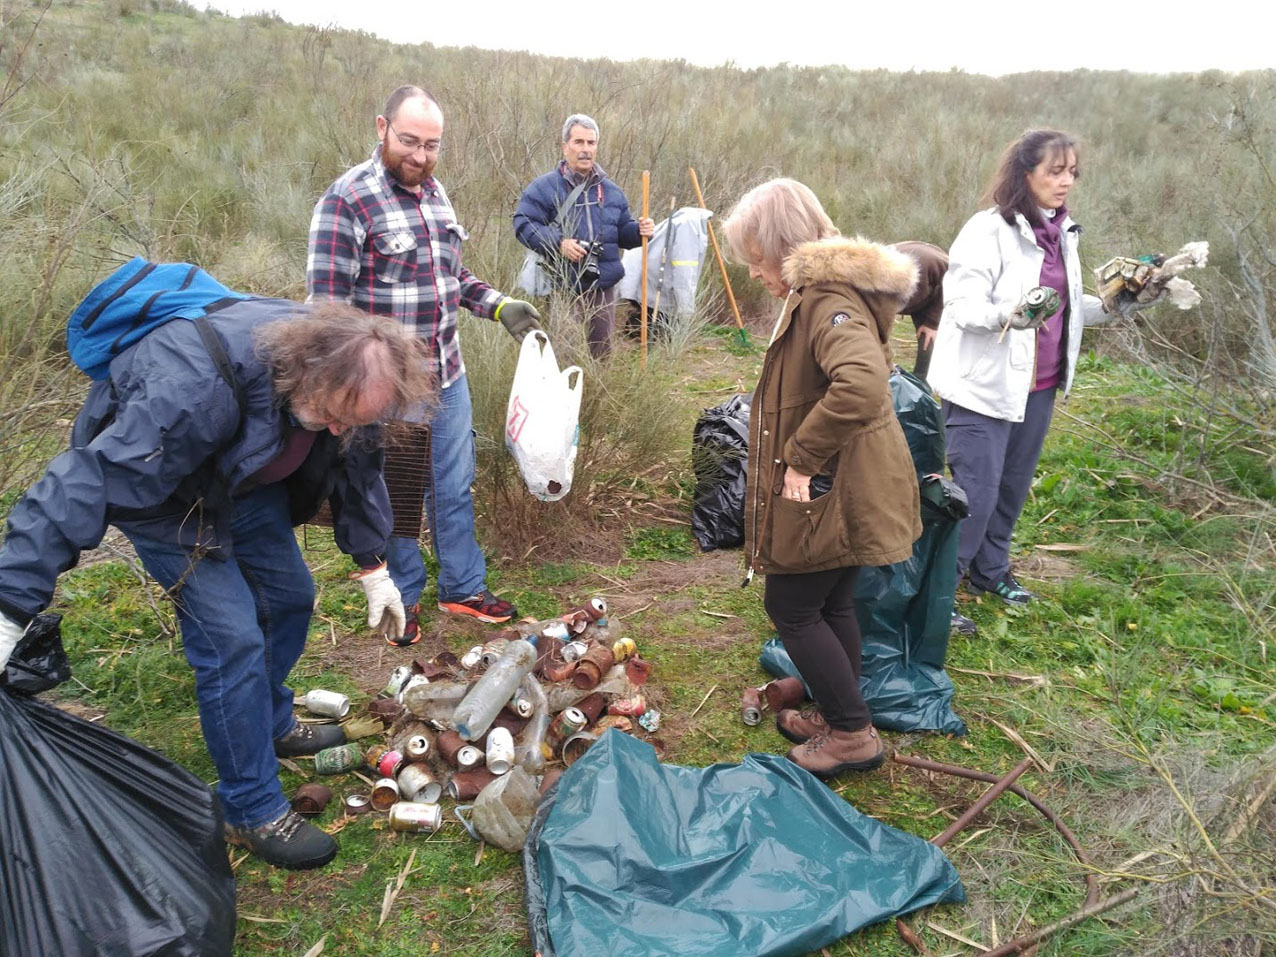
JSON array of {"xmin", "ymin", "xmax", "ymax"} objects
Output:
[{"xmin": 1030, "ymin": 206, "xmax": 1070, "ymax": 392}]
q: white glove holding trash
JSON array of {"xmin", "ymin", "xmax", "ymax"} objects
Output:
[
  {"xmin": 0, "ymin": 613, "xmax": 26, "ymax": 672},
  {"xmin": 350, "ymin": 563, "xmax": 405, "ymax": 641},
  {"xmin": 505, "ymin": 331, "xmax": 583, "ymax": 502}
]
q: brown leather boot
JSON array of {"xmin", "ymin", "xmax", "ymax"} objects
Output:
[
  {"xmin": 775, "ymin": 707, "xmax": 828, "ymax": 744},
  {"xmin": 786, "ymin": 725, "xmax": 885, "ymax": 777}
]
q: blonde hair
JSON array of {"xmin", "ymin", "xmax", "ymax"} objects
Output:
[{"xmin": 722, "ymin": 178, "xmax": 840, "ymax": 268}]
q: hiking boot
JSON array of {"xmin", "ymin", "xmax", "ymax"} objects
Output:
[
  {"xmin": 786, "ymin": 725, "xmax": 885, "ymax": 778},
  {"xmin": 224, "ymin": 808, "xmax": 337, "ymax": 870},
  {"xmin": 775, "ymin": 706, "xmax": 828, "ymax": 744},
  {"xmin": 388, "ymin": 603, "xmax": 421, "ymax": 647},
  {"xmin": 274, "ymin": 721, "xmax": 346, "ymax": 758},
  {"xmin": 951, "ymin": 611, "xmax": 978, "ymax": 636},
  {"xmin": 438, "ymin": 589, "xmax": 516, "ymax": 624},
  {"xmin": 973, "ymin": 575, "xmax": 1035, "ymax": 607}
]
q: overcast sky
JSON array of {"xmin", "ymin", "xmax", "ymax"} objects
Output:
[{"xmin": 200, "ymin": 0, "xmax": 1272, "ymax": 76}]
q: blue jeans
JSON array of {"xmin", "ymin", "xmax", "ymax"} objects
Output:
[
  {"xmin": 943, "ymin": 388, "xmax": 1057, "ymax": 590},
  {"xmin": 388, "ymin": 373, "xmax": 487, "ymax": 607},
  {"xmin": 125, "ymin": 484, "xmax": 314, "ymax": 829}
]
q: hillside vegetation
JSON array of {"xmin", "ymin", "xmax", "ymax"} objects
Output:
[{"xmin": 1, "ymin": 2, "xmax": 1274, "ymax": 955}]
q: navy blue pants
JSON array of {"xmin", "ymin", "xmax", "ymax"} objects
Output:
[{"xmin": 943, "ymin": 387, "xmax": 1056, "ymax": 591}]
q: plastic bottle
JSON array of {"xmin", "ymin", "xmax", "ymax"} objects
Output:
[
  {"xmin": 401, "ymin": 678, "xmax": 470, "ymax": 722},
  {"xmin": 515, "ymin": 673, "xmax": 549, "ymax": 774},
  {"xmin": 470, "ymin": 766, "xmax": 541, "ymax": 852},
  {"xmin": 450, "ymin": 639, "xmax": 537, "ymax": 741}
]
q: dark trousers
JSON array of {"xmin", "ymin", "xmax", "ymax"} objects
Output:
[
  {"xmin": 569, "ymin": 284, "xmax": 618, "ymax": 359},
  {"xmin": 943, "ymin": 387, "xmax": 1056, "ymax": 590},
  {"xmin": 763, "ymin": 566, "xmax": 871, "ymax": 732}
]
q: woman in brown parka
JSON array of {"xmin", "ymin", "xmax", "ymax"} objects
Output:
[{"xmin": 724, "ymin": 178, "xmax": 921, "ymax": 778}]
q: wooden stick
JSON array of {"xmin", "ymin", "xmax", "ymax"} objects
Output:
[
  {"xmin": 688, "ymin": 167, "xmax": 747, "ymax": 344},
  {"xmin": 641, "ymin": 170, "xmax": 650, "ymax": 370}
]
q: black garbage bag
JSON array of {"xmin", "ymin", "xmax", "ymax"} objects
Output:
[
  {"xmin": 758, "ymin": 368, "xmax": 967, "ymax": 735},
  {"xmin": 524, "ymin": 730, "xmax": 964, "ymax": 957},
  {"xmin": 690, "ymin": 394, "xmax": 750, "ymax": 551},
  {"xmin": 1, "ymin": 617, "xmax": 237, "ymax": 957}
]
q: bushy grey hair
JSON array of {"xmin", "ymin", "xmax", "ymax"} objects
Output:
[
  {"xmin": 562, "ymin": 114, "xmax": 599, "ymax": 142},
  {"xmin": 722, "ymin": 178, "xmax": 840, "ymax": 268}
]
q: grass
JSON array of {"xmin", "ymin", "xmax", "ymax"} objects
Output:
[{"xmin": 34, "ymin": 318, "xmax": 1272, "ymax": 956}]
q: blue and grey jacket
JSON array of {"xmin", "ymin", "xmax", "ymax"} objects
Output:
[
  {"xmin": 0, "ymin": 297, "xmax": 392, "ymax": 626},
  {"xmin": 513, "ymin": 161, "xmax": 642, "ymax": 293}
]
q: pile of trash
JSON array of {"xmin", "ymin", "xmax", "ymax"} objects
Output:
[{"xmin": 289, "ymin": 598, "xmax": 657, "ymax": 852}]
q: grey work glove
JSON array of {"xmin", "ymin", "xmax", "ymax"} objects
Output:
[
  {"xmin": 496, "ymin": 298, "xmax": 542, "ymax": 344},
  {"xmin": 0, "ymin": 613, "xmax": 26, "ymax": 672},
  {"xmin": 349, "ymin": 563, "xmax": 406, "ymax": 641}
]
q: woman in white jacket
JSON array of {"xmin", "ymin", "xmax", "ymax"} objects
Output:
[{"xmin": 929, "ymin": 129, "xmax": 1108, "ymax": 616}]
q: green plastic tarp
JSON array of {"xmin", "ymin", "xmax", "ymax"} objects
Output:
[{"xmin": 524, "ymin": 731, "xmax": 964, "ymax": 956}]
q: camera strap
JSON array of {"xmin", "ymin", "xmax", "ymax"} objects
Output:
[{"xmin": 555, "ymin": 178, "xmax": 593, "ymax": 238}]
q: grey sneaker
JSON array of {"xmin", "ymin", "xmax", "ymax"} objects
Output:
[
  {"xmin": 224, "ymin": 808, "xmax": 337, "ymax": 870},
  {"xmin": 274, "ymin": 721, "xmax": 346, "ymax": 758},
  {"xmin": 951, "ymin": 611, "xmax": 978, "ymax": 636}
]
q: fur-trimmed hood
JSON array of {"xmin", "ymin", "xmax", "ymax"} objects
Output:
[{"xmin": 782, "ymin": 236, "xmax": 919, "ymax": 339}]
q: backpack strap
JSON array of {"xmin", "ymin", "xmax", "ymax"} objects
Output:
[{"xmin": 193, "ymin": 315, "xmax": 246, "ymax": 421}]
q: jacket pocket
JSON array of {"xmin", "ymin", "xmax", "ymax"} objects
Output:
[
  {"xmin": 768, "ymin": 492, "xmax": 846, "ymax": 569},
  {"xmin": 373, "ymin": 231, "xmax": 419, "ymax": 284}
]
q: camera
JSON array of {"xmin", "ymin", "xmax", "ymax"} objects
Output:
[{"xmin": 577, "ymin": 240, "xmax": 605, "ymax": 287}]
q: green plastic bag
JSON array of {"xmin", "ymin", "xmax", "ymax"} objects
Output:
[{"xmin": 525, "ymin": 731, "xmax": 964, "ymax": 956}]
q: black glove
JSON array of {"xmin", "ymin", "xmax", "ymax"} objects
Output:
[{"xmin": 496, "ymin": 299, "xmax": 542, "ymax": 344}]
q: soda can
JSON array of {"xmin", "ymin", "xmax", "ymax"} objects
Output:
[
  {"xmin": 397, "ymin": 762, "xmax": 442, "ymax": 804},
  {"xmin": 608, "ymin": 695, "xmax": 647, "ymax": 717},
  {"xmin": 741, "ymin": 687, "xmax": 763, "ymax": 726},
  {"xmin": 370, "ymin": 777, "xmax": 400, "ymax": 811},
  {"xmin": 575, "ymin": 692, "xmax": 606, "ymax": 726},
  {"xmin": 303, "ymin": 689, "xmax": 351, "ymax": 719},
  {"xmin": 379, "ymin": 665, "xmax": 413, "ymax": 699},
  {"xmin": 547, "ymin": 707, "xmax": 588, "ymax": 749},
  {"xmin": 344, "ymin": 793, "xmax": 372, "ymax": 815},
  {"xmin": 396, "ymin": 674, "xmax": 430, "ymax": 704},
  {"xmin": 485, "ymin": 726, "xmax": 515, "ymax": 775},
  {"xmin": 314, "ymin": 742, "xmax": 362, "ymax": 775},
  {"xmin": 403, "ymin": 734, "xmax": 431, "ymax": 761},
  {"xmin": 436, "ymin": 729, "xmax": 467, "ymax": 767},
  {"xmin": 480, "ymin": 637, "xmax": 509, "ymax": 667},
  {"xmin": 377, "ymin": 749, "xmax": 406, "ymax": 779},
  {"xmin": 389, "ymin": 801, "xmax": 443, "ymax": 833},
  {"xmin": 456, "ymin": 745, "xmax": 483, "ymax": 769},
  {"xmin": 460, "ymin": 645, "xmax": 484, "ymax": 670},
  {"xmin": 611, "ymin": 637, "xmax": 637, "ymax": 662},
  {"xmin": 561, "ymin": 641, "xmax": 589, "ymax": 663},
  {"xmin": 446, "ymin": 767, "xmax": 497, "ymax": 801}
]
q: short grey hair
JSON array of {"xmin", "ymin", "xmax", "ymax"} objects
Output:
[{"xmin": 562, "ymin": 114, "xmax": 599, "ymax": 143}]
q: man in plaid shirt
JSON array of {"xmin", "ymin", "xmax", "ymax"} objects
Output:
[{"xmin": 307, "ymin": 85, "xmax": 541, "ymax": 641}]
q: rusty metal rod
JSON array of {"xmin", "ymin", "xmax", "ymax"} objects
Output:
[
  {"xmin": 892, "ymin": 752, "xmax": 1100, "ymax": 907},
  {"xmin": 981, "ymin": 887, "xmax": 1139, "ymax": 956},
  {"xmin": 931, "ymin": 757, "xmax": 1034, "ymax": 849}
]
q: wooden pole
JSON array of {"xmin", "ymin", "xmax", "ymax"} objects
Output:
[
  {"xmin": 640, "ymin": 170, "xmax": 650, "ymax": 370},
  {"xmin": 688, "ymin": 167, "xmax": 747, "ymax": 346}
]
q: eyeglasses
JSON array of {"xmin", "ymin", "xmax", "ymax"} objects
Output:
[{"xmin": 388, "ymin": 122, "xmax": 442, "ymax": 155}]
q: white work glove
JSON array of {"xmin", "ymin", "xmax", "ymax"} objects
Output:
[
  {"xmin": 0, "ymin": 614, "xmax": 27, "ymax": 673},
  {"xmin": 349, "ymin": 563, "xmax": 405, "ymax": 641}
]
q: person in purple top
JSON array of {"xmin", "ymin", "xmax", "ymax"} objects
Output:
[{"xmin": 928, "ymin": 130, "xmax": 1111, "ymax": 625}]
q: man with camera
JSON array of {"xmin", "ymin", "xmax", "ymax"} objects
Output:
[{"xmin": 514, "ymin": 113, "xmax": 654, "ymax": 358}]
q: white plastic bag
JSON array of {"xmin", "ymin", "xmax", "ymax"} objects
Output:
[{"xmin": 505, "ymin": 331, "xmax": 582, "ymax": 502}]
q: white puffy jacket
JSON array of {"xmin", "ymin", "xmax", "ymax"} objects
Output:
[{"xmin": 929, "ymin": 207, "xmax": 1109, "ymax": 422}]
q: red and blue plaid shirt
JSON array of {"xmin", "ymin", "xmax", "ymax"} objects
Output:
[{"xmin": 306, "ymin": 146, "xmax": 505, "ymax": 388}]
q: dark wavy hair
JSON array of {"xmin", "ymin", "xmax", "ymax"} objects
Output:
[
  {"xmin": 255, "ymin": 302, "xmax": 436, "ymax": 446},
  {"xmin": 984, "ymin": 129, "xmax": 1080, "ymax": 227}
]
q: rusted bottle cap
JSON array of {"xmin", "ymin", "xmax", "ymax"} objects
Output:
[{"xmin": 291, "ymin": 783, "xmax": 332, "ymax": 817}]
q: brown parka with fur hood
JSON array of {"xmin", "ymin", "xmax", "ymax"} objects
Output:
[{"xmin": 745, "ymin": 236, "xmax": 922, "ymax": 576}]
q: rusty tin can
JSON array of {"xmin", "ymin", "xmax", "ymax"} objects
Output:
[
  {"xmin": 436, "ymin": 729, "xmax": 467, "ymax": 767},
  {"xmin": 541, "ymin": 657, "xmax": 578, "ymax": 683},
  {"xmin": 572, "ymin": 642, "xmax": 616, "ymax": 690},
  {"xmin": 388, "ymin": 801, "xmax": 443, "ymax": 833},
  {"xmin": 291, "ymin": 783, "xmax": 332, "ymax": 816},
  {"xmin": 741, "ymin": 687, "xmax": 763, "ymax": 726},
  {"xmin": 314, "ymin": 742, "xmax": 363, "ymax": 775},
  {"xmin": 625, "ymin": 656, "xmax": 653, "ymax": 686},
  {"xmin": 561, "ymin": 731, "xmax": 600, "ymax": 767},
  {"xmin": 763, "ymin": 676, "xmax": 805, "ymax": 713},
  {"xmin": 303, "ymin": 689, "xmax": 351, "ymax": 719},
  {"xmin": 575, "ymin": 692, "xmax": 607, "ymax": 725},
  {"xmin": 446, "ymin": 767, "xmax": 498, "ymax": 801},
  {"xmin": 397, "ymin": 762, "xmax": 442, "ymax": 804},
  {"xmin": 370, "ymin": 777, "xmax": 401, "ymax": 811},
  {"xmin": 367, "ymin": 698, "xmax": 405, "ymax": 726}
]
